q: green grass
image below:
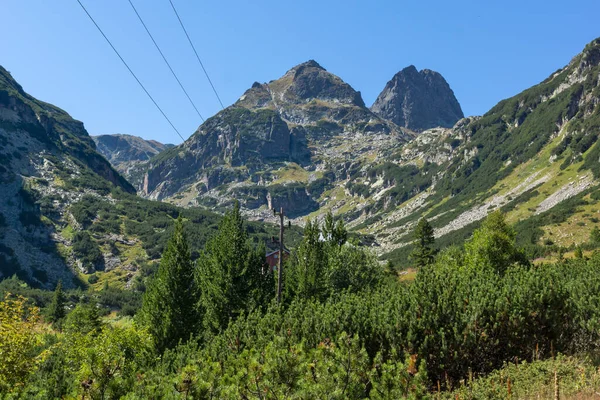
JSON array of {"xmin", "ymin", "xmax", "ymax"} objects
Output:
[
  {"xmin": 271, "ymin": 163, "xmax": 312, "ymax": 184},
  {"xmin": 60, "ymin": 225, "xmax": 75, "ymax": 241},
  {"xmin": 443, "ymin": 355, "xmax": 600, "ymax": 400},
  {"xmin": 541, "ymin": 193, "xmax": 600, "ymax": 247},
  {"xmin": 86, "ymin": 269, "xmax": 129, "ymax": 291}
]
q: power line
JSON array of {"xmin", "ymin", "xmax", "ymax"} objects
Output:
[
  {"xmin": 75, "ymin": 0, "xmax": 186, "ymax": 142},
  {"xmin": 168, "ymin": 0, "xmax": 225, "ymax": 110},
  {"xmin": 127, "ymin": 0, "xmax": 204, "ymax": 122}
]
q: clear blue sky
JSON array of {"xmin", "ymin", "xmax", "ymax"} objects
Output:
[{"xmin": 1, "ymin": 0, "xmax": 598, "ymax": 144}]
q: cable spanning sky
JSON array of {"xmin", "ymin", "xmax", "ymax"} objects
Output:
[{"xmin": 1, "ymin": 0, "xmax": 599, "ymax": 144}]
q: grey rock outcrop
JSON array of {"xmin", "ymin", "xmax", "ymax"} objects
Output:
[
  {"xmin": 0, "ymin": 65, "xmax": 134, "ymax": 288},
  {"xmin": 371, "ymin": 66, "xmax": 464, "ymax": 131},
  {"xmin": 140, "ymin": 60, "xmax": 410, "ymax": 204},
  {"xmin": 93, "ymin": 134, "xmax": 173, "ymax": 171}
]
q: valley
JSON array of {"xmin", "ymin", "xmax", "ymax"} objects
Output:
[
  {"xmin": 113, "ymin": 38, "xmax": 600, "ymax": 266},
  {"xmin": 1, "ymin": 2, "xmax": 600, "ymax": 396}
]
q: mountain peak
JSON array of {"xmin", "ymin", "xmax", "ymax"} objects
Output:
[
  {"xmin": 578, "ymin": 37, "xmax": 600, "ymax": 70},
  {"xmin": 371, "ymin": 66, "xmax": 464, "ymax": 131},
  {"xmin": 0, "ymin": 66, "xmax": 25, "ymax": 95},
  {"xmin": 401, "ymin": 65, "xmax": 419, "ymax": 74},
  {"xmin": 283, "ymin": 60, "xmax": 364, "ymax": 106},
  {"xmin": 237, "ymin": 59, "xmax": 365, "ymax": 109},
  {"xmin": 294, "ymin": 59, "xmax": 325, "ymax": 71},
  {"xmin": 93, "ymin": 134, "xmax": 173, "ymax": 170}
]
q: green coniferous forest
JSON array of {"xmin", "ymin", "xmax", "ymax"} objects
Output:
[{"xmin": 2, "ymin": 208, "xmax": 600, "ymax": 399}]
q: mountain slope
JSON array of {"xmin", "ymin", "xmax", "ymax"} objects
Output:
[
  {"xmin": 371, "ymin": 65, "xmax": 464, "ymax": 131},
  {"xmin": 365, "ymin": 37, "xmax": 600, "ymax": 262},
  {"xmin": 134, "ymin": 38, "xmax": 600, "ymax": 265},
  {"xmin": 0, "ymin": 65, "xmax": 135, "ymax": 287},
  {"xmin": 92, "ymin": 133, "xmax": 174, "ymax": 174},
  {"xmin": 137, "ymin": 60, "xmax": 412, "ymax": 218},
  {"xmin": 0, "ymin": 66, "xmax": 299, "ymax": 289},
  {"xmin": 0, "ymin": 67, "xmax": 134, "ymax": 192}
]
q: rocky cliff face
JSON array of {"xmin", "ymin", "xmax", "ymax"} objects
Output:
[
  {"xmin": 92, "ymin": 134, "xmax": 173, "ymax": 174},
  {"xmin": 138, "ymin": 60, "xmax": 411, "ymax": 217},
  {"xmin": 0, "ymin": 65, "xmax": 134, "ymax": 288},
  {"xmin": 371, "ymin": 65, "xmax": 464, "ymax": 131}
]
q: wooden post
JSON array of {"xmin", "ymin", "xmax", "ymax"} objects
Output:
[
  {"xmin": 275, "ymin": 207, "xmax": 285, "ymax": 303},
  {"xmin": 554, "ymin": 370, "xmax": 559, "ymax": 400},
  {"xmin": 469, "ymin": 368, "xmax": 473, "ymax": 400}
]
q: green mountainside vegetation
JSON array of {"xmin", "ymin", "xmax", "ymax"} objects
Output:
[
  {"xmin": 3, "ymin": 210, "xmax": 600, "ymax": 398},
  {"xmin": 0, "ymin": 64, "xmax": 301, "ymax": 290},
  {"xmin": 124, "ymin": 38, "xmax": 600, "ymax": 274}
]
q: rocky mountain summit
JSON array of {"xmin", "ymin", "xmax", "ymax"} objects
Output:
[
  {"xmin": 92, "ymin": 134, "xmax": 173, "ymax": 174},
  {"xmin": 136, "ymin": 60, "xmax": 412, "ymax": 216},
  {"xmin": 371, "ymin": 65, "xmax": 464, "ymax": 131}
]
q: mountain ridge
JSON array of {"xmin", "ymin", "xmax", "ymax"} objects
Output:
[
  {"xmin": 4, "ymin": 36, "xmax": 599, "ymax": 279},
  {"xmin": 92, "ymin": 133, "xmax": 174, "ymax": 175},
  {"xmin": 0, "ymin": 65, "xmax": 294, "ymax": 289},
  {"xmin": 0, "ymin": 65, "xmax": 136, "ymax": 287},
  {"xmin": 135, "ymin": 60, "xmax": 413, "ymax": 217},
  {"xmin": 122, "ymin": 38, "xmax": 600, "ymax": 265}
]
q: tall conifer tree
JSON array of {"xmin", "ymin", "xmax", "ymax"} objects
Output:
[
  {"xmin": 197, "ymin": 202, "xmax": 272, "ymax": 333},
  {"xmin": 139, "ymin": 217, "xmax": 200, "ymax": 352},
  {"xmin": 286, "ymin": 219, "xmax": 328, "ymax": 301},
  {"xmin": 411, "ymin": 218, "xmax": 436, "ymax": 267},
  {"xmin": 47, "ymin": 280, "xmax": 66, "ymax": 326},
  {"xmin": 322, "ymin": 211, "xmax": 347, "ymax": 247}
]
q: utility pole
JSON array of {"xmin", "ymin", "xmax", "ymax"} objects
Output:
[{"xmin": 273, "ymin": 207, "xmax": 286, "ymax": 303}]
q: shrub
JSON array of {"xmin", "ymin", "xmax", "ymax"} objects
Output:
[
  {"xmin": 72, "ymin": 232, "xmax": 102, "ymax": 270},
  {"xmin": 0, "ymin": 295, "xmax": 45, "ymax": 393}
]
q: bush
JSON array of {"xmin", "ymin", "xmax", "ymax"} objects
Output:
[
  {"xmin": 445, "ymin": 355, "xmax": 600, "ymax": 399},
  {"xmin": 72, "ymin": 232, "xmax": 102, "ymax": 270},
  {"xmin": 96, "ymin": 284, "xmax": 142, "ymax": 314},
  {"xmin": 63, "ymin": 303, "xmax": 102, "ymax": 335},
  {"xmin": 0, "ymin": 295, "xmax": 44, "ymax": 393}
]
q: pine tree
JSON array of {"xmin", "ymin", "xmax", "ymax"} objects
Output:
[
  {"xmin": 323, "ymin": 212, "xmax": 336, "ymax": 242},
  {"xmin": 47, "ymin": 280, "xmax": 66, "ymax": 327},
  {"xmin": 139, "ymin": 216, "xmax": 201, "ymax": 352},
  {"xmin": 575, "ymin": 245, "xmax": 584, "ymax": 259},
  {"xmin": 464, "ymin": 211, "xmax": 528, "ymax": 273},
  {"xmin": 286, "ymin": 219, "xmax": 327, "ymax": 301},
  {"xmin": 322, "ymin": 211, "xmax": 347, "ymax": 247},
  {"xmin": 410, "ymin": 218, "xmax": 436, "ymax": 268},
  {"xmin": 333, "ymin": 219, "xmax": 348, "ymax": 247},
  {"xmin": 590, "ymin": 227, "xmax": 600, "ymax": 244},
  {"xmin": 197, "ymin": 202, "xmax": 272, "ymax": 333}
]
